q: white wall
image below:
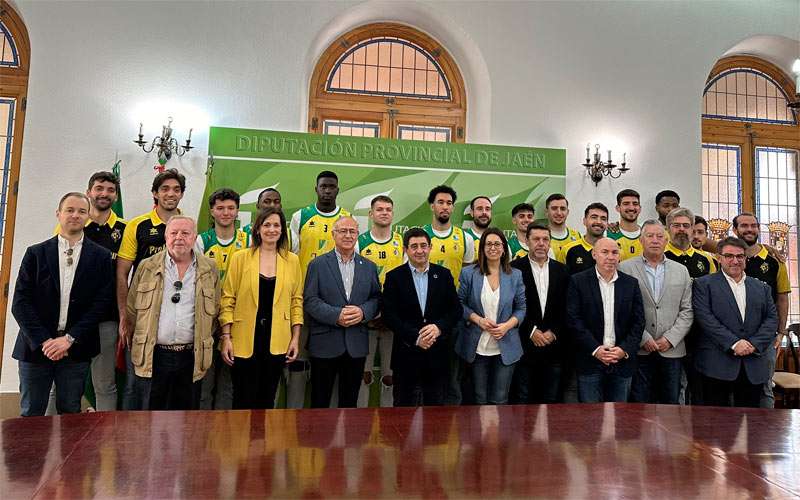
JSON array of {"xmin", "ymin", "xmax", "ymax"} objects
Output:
[{"xmin": 2, "ymin": 0, "xmax": 799, "ymax": 392}]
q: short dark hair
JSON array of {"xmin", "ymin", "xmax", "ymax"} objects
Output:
[
  {"xmin": 316, "ymin": 170, "xmax": 338, "ymax": 183},
  {"xmin": 257, "ymin": 187, "xmax": 280, "ymax": 204},
  {"xmin": 732, "ymin": 212, "xmax": 758, "ymax": 229},
  {"xmin": 88, "ymin": 171, "xmax": 120, "ymax": 192},
  {"xmin": 428, "ymin": 185, "xmax": 457, "ymax": 204},
  {"xmin": 403, "ymin": 227, "xmax": 430, "ymax": 248},
  {"xmin": 371, "ymin": 195, "xmax": 394, "ymax": 208},
  {"xmin": 151, "ymin": 168, "xmax": 186, "ymax": 193},
  {"xmin": 470, "ymin": 196, "xmax": 491, "ymax": 210},
  {"xmin": 525, "ymin": 222, "xmax": 550, "ymax": 239},
  {"xmin": 250, "ymin": 207, "xmax": 288, "ymax": 252},
  {"xmin": 477, "ymin": 227, "xmax": 511, "ymax": 275},
  {"xmin": 58, "ymin": 192, "xmax": 91, "ymax": 210},
  {"xmin": 655, "ymin": 190, "xmax": 680, "ymax": 204},
  {"xmin": 512, "ymin": 202, "xmax": 534, "ymax": 217},
  {"xmin": 545, "ymin": 193, "xmax": 567, "ymax": 208},
  {"xmin": 208, "ymin": 187, "xmax": 240, "ymax": 208},
  {"xmin": 717, "ymin": 236, "xmax": 748, "ymax": 254},
  {"xmin": 584, "ymin": 202, "xmax": 609, "ymax": 217},
  {"xmin": 694, "ymin": 215, "xmax": 708, "ymax": 230},
  {"xmin": 616, "ymin": 189, "xmax": 640, "ymax": 205}
]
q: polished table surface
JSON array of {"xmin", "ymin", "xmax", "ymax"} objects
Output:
[{"xmin": 1, "ymin": 403, "xmax": 798, "ymax": 499}]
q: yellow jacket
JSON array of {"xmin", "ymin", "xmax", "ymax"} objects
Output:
[{"xmin": 219, "ymin": 248, "xmax": 304, "ymax": 357}]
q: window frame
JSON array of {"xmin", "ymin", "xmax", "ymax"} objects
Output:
[{"xmin": 308, "ymin": 23, "xmax": 467, "ymax": 143}]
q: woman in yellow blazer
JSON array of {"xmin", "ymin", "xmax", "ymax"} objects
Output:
[{"xmin": 219, "ymin": 207, "xmax": 303, "ymax": 409}]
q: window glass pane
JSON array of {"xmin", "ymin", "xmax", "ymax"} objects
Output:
[
  {"xmin": 702, "ymin": 68, "xmax": 796, "ymax": 125},
  {"xmin": 0, "ymin": 98, "xmax": 16, "ymax": 277},
  {"xmin": 701, "ymin": 144, "xmax": 741, "ymax": 222},
  {"xmin": 397, "ymin": 124, "xmax": 451, "ymax": 142},
  {"xmin": 322, "ymin": 120, "xmax": 379, "ymax": 138},
  {"xmin": 0, "ymin": 22, "xmax": 19, "ymax": 67}
]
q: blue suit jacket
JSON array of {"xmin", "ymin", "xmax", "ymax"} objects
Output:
[
  {"xmin": 692, "ymin": 272, "xmax": 777, "ymax": 384},
  {"xmin": 303, "ymin": 250, "xmax": 381, "ymax": 359},
  {"xmin": 12, "ymin": 236, "xmax": 113, "ymax": 363},
  {"xmin": 565, "ymin": 268, "xmax": 645, "ymax": 376},
  {"xmin": 455, "ymin": 265, "xmax": 526, "ymax": 366}
]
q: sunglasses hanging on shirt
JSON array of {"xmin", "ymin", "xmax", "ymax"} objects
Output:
[{"xmin": 171, "ymin": 280, "xmax": 183, "ymax": 304}]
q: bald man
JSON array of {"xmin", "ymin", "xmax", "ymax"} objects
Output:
[{"xmin": 566, "ymin": 238, "xmax": 645, "ymax": 403}]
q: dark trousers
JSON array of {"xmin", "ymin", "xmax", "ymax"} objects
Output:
[
  {"xmin": 231, "ymin": 353, "xmax": 285, "ymax": 409},
  {"xmin": 18, "ymin": 360, "xmax": 89, "ymax": 416},
  {"xmin": 310, "ymin": 353, "xmax": 365, "ymax": 408},
  {"xmin": 630, "ymin": 354, "xmax": 682, "ymax": 404},
  {"xmin": 683, "ymin": 354, "xmax": 705, "ymax": 405},
  {"xmin": 142, "ymin": 347, "xmax": 201, "ymax": 411},
  {"xmin": 511, "ymin": 354, "xmax": 563, "ymax": 404},
  {"xmin": 701, "ymin": 369, "xmax": 763, "ymax": 408},
  {"xmin": 577, "ymin": 366, "xmax": 632, "ymax": 403},
  {"xmin": 472, "ymin": 355, "xmax": 516, "ymax": 405},
  {"xmin": 393, "ymin": 359, "xmax": 448, "ymax": 407}
]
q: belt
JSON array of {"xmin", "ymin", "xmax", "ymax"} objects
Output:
[{"xmin": 156, "ymin": 343, "xmax": 194, "ymax": 352}]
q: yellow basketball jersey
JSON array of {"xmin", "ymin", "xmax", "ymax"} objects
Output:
[
  {"xmin": 292, "ymin": 205, "xmax": 351, "ymax": 275},
  {"xmin": 358, "ymin": 231, "xmax": 404, "ymax": 287},
  {"xmin": 549, "ymin": 226, "xmax": 581, "ymax": 258},
  {"xmin": 424, "ymin": 224, "xmax": 467, "ymax": 288},
  {"xmin": 198, "ymin": 228, "xmax": 249, "ymax": 281},
  {"xmin": 607, "ymin": 228, "xmax": 643, "ymax": 261}
]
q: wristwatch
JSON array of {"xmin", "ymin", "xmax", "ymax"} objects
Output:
[{"xmin": 65, "ymin": 333, "xmax": 75, "ymax": 345}]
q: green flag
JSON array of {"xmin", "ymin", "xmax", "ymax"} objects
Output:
[{"xmin": 112, "ymin": 160, "xmax": 123, "ymax": 218}]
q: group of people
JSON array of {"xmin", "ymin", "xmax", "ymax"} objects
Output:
[{"xmin": 12, "ymin": 168, "xmax": 791, "ymax": 416}]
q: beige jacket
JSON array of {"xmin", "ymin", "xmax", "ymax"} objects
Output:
[{"xmin": 126, "ymin": 250, "xmax": 220, "ymax": 382}]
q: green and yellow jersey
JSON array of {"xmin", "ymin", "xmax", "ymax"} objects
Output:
[
  {"xmin": 423, "ymin": 224, "xmax": 475, "ymax": 288},
  {"xmin": 118, "ymin": 208, "xmax": 176, "ymax": 274},
  {"xmin": 357, "ymin": 231, "xmax": 404, "ymax": 286},
  {"xmin": 607, "ymin": 227, "xmax": 642, "ymax": 261},
  {"xmin": 549, "ymin": 226, "xmax": 581, "ymax": 259},
  {"xmin": 290, "ymin": 205, "xmax": 351, "ymax": 276},
  {"xmin": 196, "ymin": 228, "xmax": 249, "ymax": 281},
  {"xmin": 463, "ymin": 227, "xmax": 483, "ymax": 256},
  {"xmin": 507, "ymin": 233, "xmax": 529, "ymax": 260},
  {"xmin": 557, "ymin": 236, "xmax": 595, "ymax": 275}
]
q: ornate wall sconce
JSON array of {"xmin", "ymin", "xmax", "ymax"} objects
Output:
[
  {"xmin": 582, "ymin": 143, "xmax": 629, "ymax": 185},
  {"xmin": 134, "ymin": 117, "xmax": 193, "ymax": 169}
]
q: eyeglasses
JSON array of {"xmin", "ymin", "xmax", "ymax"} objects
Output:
[
  {"xmin": 484, "ymin": 242, "xmax": 505, "ymax": 248},
  {"xmin": 720, "ymin": 253, "xmax": 746, "ymax": 261},
  {"xmin": 334, "ymin": 229, "xmax": 358, "ymax": 235},
  {"xmin": 65, "ymin": 248, "xmax": 74, "ymax": 267},
  {"xmin": 171, "ymin": 280, "xmax": 183, "ymax": 304},
  {"xmin": 670, "ymin": 223, "xmax": 692, "ymax": 229}
]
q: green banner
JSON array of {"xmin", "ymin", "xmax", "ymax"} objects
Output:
[{"xmin": 200, "ymin": 128, "xmax": 565, "ymax": 234}]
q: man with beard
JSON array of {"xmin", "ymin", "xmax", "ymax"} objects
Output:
[
  {"xmin": 664, "ymin": 207, "xmax": 716, "ymax": 405},
  {"xmin": 732, "ymin": 212, "xmax": 790, "ymax": 408},
  {"xmin": 464, "ymin": 196, "xmax": 492, "ymax": 255},
  {"xmin": 356, "ymin": 195, "xmax": 404, "ymax": 407},
  {"xmin": 508, "ymin": 203, "xmax": 535, "ymax": 260},
  {"xmin": 692, "ymin": 216, "xmax": 719, "ymax": 269},
  {"xmin": 196, "ymin": 188, "xmax": 248, "ymax": 410},
  {"xmin": 558, "ymin": 203, "xmax": 609, "ymax": 275},
  {"xmin": 655, "ymin": 190, "xmax": 680, "ymax": 226},
  {"xmin": 117, "ymin": 168, "xmax": 185, "ymax": 410},
  {"xmin": 423, "ymin": 185, "xmax": 475, "ymax": 288},
  {"xmin": 607, "ymin": 189, "xmax": 643, "ymax": 261},
  {"xmin": 288, "ymin": 171, "xmax": 350, "ymax": 408},
  {"xmin": 546, "ymin": 194, "xmax": 582, "ymax": 257}
]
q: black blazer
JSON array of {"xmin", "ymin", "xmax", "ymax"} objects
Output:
[
  {"xmin": 510, "ymin": 257, "xmax": 570, "ymax": 359},
  {"xmin": 382, "ymin": 263, "xmax": 462, "ymax": 374},
  {"xmin": 565, "ymin": 267, "xmax": 645, "ymax": 376},
  {"xmin": 12, "ymin": 236, "xmax": 113, "ymax": 363}
]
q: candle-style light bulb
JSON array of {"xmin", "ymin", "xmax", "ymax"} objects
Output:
[
  {"xmin": 187, "ymin": 128, "xmax": 193, "ymax": 141},
  {"xmin": 138, "ymin": 122, "xmax": 143, "ymax": 136},
  {"xmin": 607, "ymin": 150, "xmax": 612, "ymax": 163}
]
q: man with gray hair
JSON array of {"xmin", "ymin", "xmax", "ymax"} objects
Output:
[
  {"xmin": 304, "ymin": 216, "xmax": 381, "ymax": 408},
  {"xmin": 125, "ymin": 216, "xmax": 220, "ymax": 410},
  {"xmin": 620, "ymin": 220, "xmax": 693, "ymax": 404}
]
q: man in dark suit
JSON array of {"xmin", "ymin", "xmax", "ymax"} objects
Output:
[
  {"xmin": 510, "ymin": 223, "xmax": 570, "ymax": 403},
  {"xmin": 383, "ymin": 227, "xmax": 462, "ymax": 406},
  {"xmin": 566, "ymin": 237, "xmax": 645, "ymax": 403},
  {"xmin": 693, "ymin": 236, "xmax": 777, "ymax": 408},
  {"xmin": 12, "ymin": 192, "xmax": 113, "ymax": 416},
  {"xmin": 304, "ymin": 216, "xmax": 381, "ymax": 408}
]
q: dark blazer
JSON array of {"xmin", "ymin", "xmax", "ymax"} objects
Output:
[
  {"xmin": 510, "ymin": 257, "xmax": 569, "ymax": 360},
  {"xmin": 565, "ymin": 267, "xmax": 645, "ymax": 376},
  {"xmin": 12, "ymin": 236, "xmax": 113, "ymax": 363},
  {"xmin": 303, "ymin": 249, "xmax": 381, "ymax": 359},
  {"xmin": 692, "ymin": 272, "xmax": 777, "ymax": 384},
  {"xmin": 456, "ymin": 264, "xmax": 527, "ymax": 366},
  {"xmin": 382, "ymin": 263, "xmax": 462, "ymax": 375}
]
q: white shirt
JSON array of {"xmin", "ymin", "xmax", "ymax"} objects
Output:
[
  {"xmin": 156, "ymin": 253, "xmax": 197, "ymax": 345},
  {"xmin": 596, "ymin": 269, "xmax": 619, "ymax": 348},
  {"xmin": 57, "ymin": 235, "xmax": 83, "ymax": 331},
  {"xmin": 723, "ymin": 271, "xmax": 747, "ymax": 322},
  {"xmin": 528, "ymin": 257, "xmax": 549, "ymax": 318},
  {"xmin": 476, "ymin": 276, "xmax": 501, "ymax": 356}
]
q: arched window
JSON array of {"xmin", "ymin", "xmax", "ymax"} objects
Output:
[
  {"xmin": 309, "ymin": 23, "xmax": 466, "ymax": 143},
  {"xmin": 0, "ymin": 4, "xmax": 30, "ymax": 364},
  {"xmin": 701, "ymin": 55, "xmax": 799, "ymax": 324}
]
